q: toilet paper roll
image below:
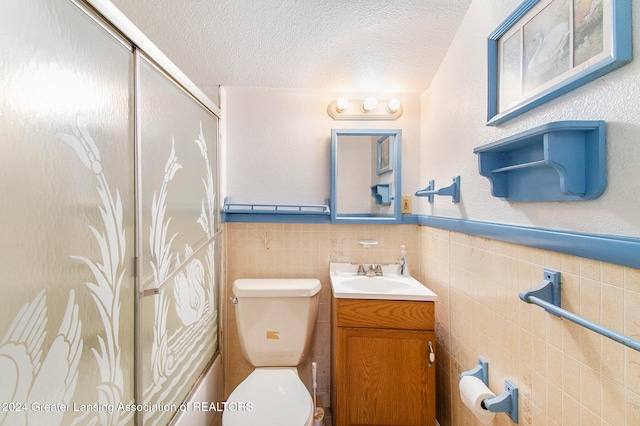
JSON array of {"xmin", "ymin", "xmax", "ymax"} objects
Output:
[{"xmin": 459, "ymin": 375, "xmax": 496, "ymax": 424}]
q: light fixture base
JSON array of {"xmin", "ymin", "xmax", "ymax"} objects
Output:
[{"xmin": 327, "ymin": 99, "xmax": 403, "ymax": 120}]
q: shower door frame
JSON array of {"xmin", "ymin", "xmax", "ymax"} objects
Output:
[{"xmin": 78, "ymin": 1, "xmax": 223, "ymax": 424}]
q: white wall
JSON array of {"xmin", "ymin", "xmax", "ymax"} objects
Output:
[
  {"xmin": 222, "ymin": 87, "xmax": 422, "ymax": 209},
  {"xmin": 419, "ymin": 0, "xmax": 640, "ymax": 238}
]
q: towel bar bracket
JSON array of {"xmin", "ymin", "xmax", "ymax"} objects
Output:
[
  {"xmin": 415, "ymin": 180, "xmax": 435, "ymax": 202},
  {"xmin": 415, "ymin": 176, "xmax": 460, "ymax": 203},
  {"xmin": 519, "ymin": 269, "xmax": 561, "ymax": 315}
]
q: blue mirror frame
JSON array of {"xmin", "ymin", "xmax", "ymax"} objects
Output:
[{"xmin": 331, "ymin": 129, "xmax": 402, "ymax": 224}]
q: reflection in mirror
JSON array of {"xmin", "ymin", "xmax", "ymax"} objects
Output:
[{"xmin": 331, "ymin": 129, "xmax": 402, "ymax": 223}]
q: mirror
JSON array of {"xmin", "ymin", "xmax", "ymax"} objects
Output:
[{"xmin": 331, "ymin": 129, "xmax": 402, "ymax": 223}]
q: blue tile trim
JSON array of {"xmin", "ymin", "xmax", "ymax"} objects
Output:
[
  {"xmin": 221, "ymin": 211, "xmax": 639, "ymax": 269},
  {"xmin": 417, "ymin": 215, "xmax": 640, "ymax": 269}
]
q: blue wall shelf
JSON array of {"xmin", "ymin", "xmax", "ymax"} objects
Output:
[
  {"xmin": 221, "ymin": 197, "xmax": 331, "ymax": 223},
  {"xmin": 474, "ymin": 121, "xmax": 606, "ymax": 201}
]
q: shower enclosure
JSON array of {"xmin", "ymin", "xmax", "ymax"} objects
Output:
[{"xmin": 0, "ymin": 0, "xmax": 221, "ymax": 424}]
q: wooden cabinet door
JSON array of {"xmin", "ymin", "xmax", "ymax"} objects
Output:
[{"xmin": 334, "ymin": 327, "xmax": 436, "ymax": 426}]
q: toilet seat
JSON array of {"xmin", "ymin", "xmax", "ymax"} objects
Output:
[{"xmin": 222, "ymin": 367, "xmax": 313, "ymax": 426}]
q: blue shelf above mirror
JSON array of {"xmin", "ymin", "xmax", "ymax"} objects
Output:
[{"xmin": 474, "ymin": 121, "xmax": 606, "ymax": 201}]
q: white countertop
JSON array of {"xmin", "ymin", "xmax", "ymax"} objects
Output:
[{"xmin": 329, "ymin": 262, "xmax": 438, "ymax": 302}]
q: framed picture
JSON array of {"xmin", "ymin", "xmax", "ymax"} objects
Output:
[
  {"xmin": 487, "ymin": 0, "xmax": 632, "ymax": 126},
  {"xmin": 376, "ymin": 135, "xmax": 392, "ymax": 174}
]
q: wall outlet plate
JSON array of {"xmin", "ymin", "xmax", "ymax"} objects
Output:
[{"xmin": 401, "ymin": 196, "xmax": 412, "ymax": 214}]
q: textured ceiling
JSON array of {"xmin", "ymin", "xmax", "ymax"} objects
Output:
[{"xmin": 108, "ymin": 0, "xmax": 472, "ymax": 92}]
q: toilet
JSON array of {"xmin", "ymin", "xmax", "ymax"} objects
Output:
[{"xmin": 223, "ymin": 278, "xmax": 321, "ymax": 426}]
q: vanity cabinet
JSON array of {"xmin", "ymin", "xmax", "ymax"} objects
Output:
[{"xmin": 331, "ymin": 297, "xmax": 436, "ymax": 426}]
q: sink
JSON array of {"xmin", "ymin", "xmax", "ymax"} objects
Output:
[
  {"xmin": 330, "ymin": 262, "xmax": 437, "ymax": 301},
  {"xmin": 340, "ymin": 277, "xmax": 409, "ymax": 293}
]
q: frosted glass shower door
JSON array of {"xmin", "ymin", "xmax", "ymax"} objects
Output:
[
  {"xmin": 138, "ymin": 55, "xmax": 220, "ymax": 425},
  {"xmin": 0, "ymin": 0, "xmax": 135, "ymax": 425}
]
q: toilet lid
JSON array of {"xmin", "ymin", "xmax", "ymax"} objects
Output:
[{"xmin": 223, "ymin": 368, "xmax": 312, "ymax": 426}]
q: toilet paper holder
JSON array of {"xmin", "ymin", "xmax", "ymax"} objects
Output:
[
  {"xmin": 483, "ymin": 380, "xmax": 518, "ymax": 424},
  {"xmin": 460, "ymin": 358, "xmax": 519, "ymax": 424},
  {"xmin": 460, "ymin": 357, "xmax": 488, "ymax": 385}
]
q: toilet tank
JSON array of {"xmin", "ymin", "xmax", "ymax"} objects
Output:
[{"xmin": 233, "ymin": 278, "xmax": 321, "ymax": 367}]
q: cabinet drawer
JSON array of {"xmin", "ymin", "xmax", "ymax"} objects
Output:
[{"xmin": 335, "ymin": 298, "xmax": 434, "ymax": 330}]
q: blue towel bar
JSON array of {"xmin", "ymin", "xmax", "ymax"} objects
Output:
[{"xmin": 520, "ymin": 269, "xmax": 640, "ymax": 353}]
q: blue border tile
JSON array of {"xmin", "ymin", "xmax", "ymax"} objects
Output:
[{"xmin": 222, "ymin": 212, "xmax": 640, "ymax": 269}]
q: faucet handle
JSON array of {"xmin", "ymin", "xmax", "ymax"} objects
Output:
[
  {"xmin": 374, "ymin": 264, "xmax": 383, "ymax": 276},
  {"xmin": 357, "ymin": 264, "xmax": 366, "ymax": 276}
]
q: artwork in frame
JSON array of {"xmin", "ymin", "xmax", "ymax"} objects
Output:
[
  {"xmin": 377, "ymin": 135, "xmax": 392, "ymax": 174},
  {"xmin": 487, "ymin": 0, "xmax": 632, "ymax": 126}
]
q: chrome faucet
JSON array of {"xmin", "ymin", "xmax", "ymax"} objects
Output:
[
  {"xmin": 366, "ymin": 265, "xmax": 376, "ymax": 277},
  {"xmin": 357, "ymin": 264, "xmax": 384, "ymax": 277},
  {"xmin": 364, "ymin": 264, "xmax": 384, "ymax": 277}
]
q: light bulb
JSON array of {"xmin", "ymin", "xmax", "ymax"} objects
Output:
[
  {"xmin": 336, "ymin": 97, "xmax": 349, "ymax": 112},
  {"xmin": 387, "ymin": 98, "xmax": 401, "ymax": 112},
  {"xmin": 363, "ymin": 97, "xmax": 377, "ymax": 112}
]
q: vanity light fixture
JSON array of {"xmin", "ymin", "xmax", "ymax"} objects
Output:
[
  {"xmin": 362, "ymin": 96, "xmax": 378, "ymax": 111},
  {"xmin": 387, "ymin": 98, "xmax": 401, "ymax": 113},
  {"xmin": 336, "ymin": 97, "xmax": 349, "ymax": 112},
  {"xmin": 327, "ymin": 97, "xmax": 403, "ymax": 120}
]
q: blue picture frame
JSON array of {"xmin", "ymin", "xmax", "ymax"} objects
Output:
[
  {"xmin": 487, "ymin": 0, "xmax": 632, "ymax": 126},
  {"xmin": 376, "ymin": 135, "xmax": 393, "ymax": 174}
]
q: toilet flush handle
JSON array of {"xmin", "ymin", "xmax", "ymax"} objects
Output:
[{"xmin": 229, "ymin": 297, "xmax": 238, "ymax": 304}]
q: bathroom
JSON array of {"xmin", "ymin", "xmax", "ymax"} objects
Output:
[{"xmin": 2, "ymin": 0, "xmax": 640, "ymax": 425}]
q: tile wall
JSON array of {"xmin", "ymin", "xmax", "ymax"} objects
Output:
[
  {"xmin": 223, "ymin": 222, "xmax": 420, "ymax": 407},
  {"xmin": 222, "ymin": 221, "xmax": 640, "ymax": 425},
  {"xmin": 420, "ymin": 226, "xmax": 640, "ymax": 426}
]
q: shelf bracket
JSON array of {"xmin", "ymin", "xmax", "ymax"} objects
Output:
[{"xmin": 415, "ymin": 176, "xmax": 460, "ymax": 203}]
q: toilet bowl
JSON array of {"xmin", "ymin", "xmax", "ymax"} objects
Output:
[
  {"xmin": 223, "ymin": 367, "xmax": 313, "ymax": 426},
  {"xmin": 222, "ymin": 278, "xmax": 321, "ymax": 426}
]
